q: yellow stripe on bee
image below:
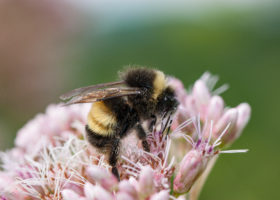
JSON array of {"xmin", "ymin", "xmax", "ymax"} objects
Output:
[
  {"xmin": 152, "ymin": 70, "xmax": 166, "ymax": 99},
  {"xmin": 87, "ymin": 101, "xmax": 117, "ymax": 136}
]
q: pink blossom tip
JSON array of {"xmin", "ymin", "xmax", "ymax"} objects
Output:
[
  {"xmin": 86, "ymin": 166, "xmax": 118, "ymax": 190},
  {"xmin": 206, "ymin": 95, "xmax": 224, "ymax": 121},
  {"xmin": 150, "ymin": 190, "xmax": 170, "ymax": 200},
  {"xmin": 193, "ymin": 80, "xmax": 211, "ymax": 107},
  {"xmin": 138, "ymin": 166, "xmax": 156, "ymax": 198},
  {"xmin": 213, "ymin": 108, "xmax": 238, "ymax": 145},
  {"xmin": 173, "ymin": 149, "xmax": 207, "ymax": 193},
  {"xmin": 235, "ymin": 103, "xmax": 251, "ymax": 139}
]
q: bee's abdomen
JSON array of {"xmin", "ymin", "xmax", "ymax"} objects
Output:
[
  {"xmin": 87, "ymin": 101, "xmax": 117, "ymax": 136},
  {"xmin": 85, "ymin": 125, "xmax": 112, "ymax": 149}
]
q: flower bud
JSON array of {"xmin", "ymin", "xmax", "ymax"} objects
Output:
[
  {"xmin": 206, "ymin": 96, "xmax": 224, "ymax": 122},
  {"xmin": 173, "ymin": 150, "xmax": 207, "ymax": 193},
  {"xmin": 234, "ymin": 103, "xmax": 251, "ymax": 140},
  {"xmin": 118, "ymin": 180, "xmax": 138, "ymax": 199},
  {"xmin": 168, "ymin": 77, "xmax": 188, "ymax": 104},
  {"xmin": 150, "ymin": 190, "xmax": 169, "ymax": 200},
  {"xmin": 192, "ymin": 80, "xmax": 211, "ymax": 108},
  {"xmin": 116, "ymin": 192, "xmax": 135, "ymax": 200},
  {"xmin": 138, "ymin": 166, "xmax": 155, "ymax": 198},
  {"xmin": 213, "ymin": 108, "xmax": 238, "ymax": 145},
  {"xmin": 0, "ymin": 172, "xmax": 24, "ymax": 199},
  {"xmin": 0, "ymin": 173, "xmax": 11, "ymax": 191},
  {"xmin": 168, "ymin": 77, "xmax": 185, "ymax": 91},
  {"xmin": 186, "ymin": 96, "xmax": 198, "ymax": 116},
  {"xmin": 171, "ymin": 106, "xmax": 192, "ymax": 133},
  {"xmin": 84, "ymin": 183, "xmax": 113, "ymax": 200},
  {"xmin": 62, "ymin": 189, "xmax": 83, "ymax": 200},
  {"xmin": 86, "ymin": 166, "xmax": 118, "ymax": 190}
]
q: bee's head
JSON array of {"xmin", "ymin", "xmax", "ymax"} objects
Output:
[{"xmin": 155, "ymin": 86, "xmax": 179, "ymax": 116}]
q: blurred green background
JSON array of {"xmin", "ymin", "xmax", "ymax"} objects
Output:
[{"xmin": 0, "ymin": 0, "xmax": 279, "ymax": 199}]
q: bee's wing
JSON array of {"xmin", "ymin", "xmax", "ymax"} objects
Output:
[
  {"xmin": 60, "ymin": 80, "xmax": 125, "ymax": 100},
  {"xmin": 62, "ymin": 87, "xmax": 141, "ymax": 106}
]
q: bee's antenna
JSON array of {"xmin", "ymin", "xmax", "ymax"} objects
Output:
[
  {"xmin": 164, "ymin": 111, "xmax": 175, "ymax": 138},
  {"xmin": 166, "ymin": 118, "xmax": 173, "ymax": 136},
  {"xmin": 160, "ymin": 111, "xmax": 168, "ymax": 131},
  {"xmin": 161, "ymin": 112, "xmax": 171, "ymax": 135},
  {"xmin": 162, "ymin": 111, "xmax": 168, "ymax": 120}
]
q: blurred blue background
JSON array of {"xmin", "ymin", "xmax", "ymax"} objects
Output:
[{"xmin": 0, "ymin": 0, "xmax": 279, "ymax": 199}]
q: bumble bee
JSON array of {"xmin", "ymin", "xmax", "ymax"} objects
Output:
[{"xmin": 60, "ymin": 67, "xmax": 178, "ymax": 180}]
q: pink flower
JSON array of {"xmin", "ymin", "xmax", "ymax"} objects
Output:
[
  {"xmin": 170, "ymin": 72, "xmax": 251, "ymax": 146},
  {"xmin": 172, "ymin": 117, "xmax": 248, "ymax": 194},
  {"xmin": 86, "ymin": 166, "xmax": 118, "ymax": 191},
  {"xmin": 15, "ymin": 103, "xmax": 91, "ymax": 158},
  {"xmin": 0, "ymin": 72, "xmax": 250, "ymax": 200}
]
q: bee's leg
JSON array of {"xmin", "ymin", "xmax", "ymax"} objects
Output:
[
  {"xmin": 149, "ymin": 115, "xmax": 157, "ymax": 132},
  {"xmin": 135, "ymin": 123, "xmax": 150, "ymax": 152},
  {"xmin": 109, "ymin": 138, "xmax": 120, "ymax": 181}
]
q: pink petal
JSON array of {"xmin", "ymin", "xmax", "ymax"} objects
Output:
[
  {"xmin": 118, "ymin": 180, "xmax": 138, "ymax": 199},
  {"xmin": 61, "ymin": 189, "xmax": 82, "ymax": 200},
  {"xmin": 192, "ymin": 80, "xmax": 211, "ymax": 109},
  {"xmin": 206, "ymin": 96, "xmax": 224, "ymax": 122},
  {"xmin": 173, "ymin": 150, "xmax": 206, "ymax": 193},
  {"xmin": 116, "ymin": 192, "xmax": 135, "ymax": 200},
  {"xmin": 213, "ymin": 108, "xmax": 238, "ymax": 144},
  {"xmin": 234, "ymin": 103, "xmax": 251, "ymax": 139},
  {"xmin": 150, "ymin": 190, "xmax": 169, "ymax": 200},
  {"xmin": 84, "ymin": 183, "xmax": 113, "ymax": 200},
  {"xmin": 138, "ymin": 166, "xmax": 155, "ymax": 198},
  {"xmin": 86, "ymin": 166, "xmax": 118, "ymax": 190}
]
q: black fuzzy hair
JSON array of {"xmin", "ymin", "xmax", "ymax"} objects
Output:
[
  {"xmin": 155, "ymin": 86, "xmax": 178, "ymax": 115},
  {"xmin": 120, "ymin": 67, "xmax": 156, "ymax": 89},
  {"xmin": 119, "ymin": 67, "xmax": 158, "ymax": 119}
]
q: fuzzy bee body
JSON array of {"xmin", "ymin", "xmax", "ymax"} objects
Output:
[
  {"xmin": 88, "ymin": 101, "xmax": 117, "ymax": 136},
  {"xmin": 60, "ymin": 67, "xmax": 179, "ymax": 180},
  {"xmin": 86, "ymin": 98, "xmax": 136, "ymax": 148}
]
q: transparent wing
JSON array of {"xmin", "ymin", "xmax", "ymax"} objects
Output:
[
  {"xmin": 60, "ymin": 80, "xmax": 125, "ymax": 100},
  {"xmin": 62, "ymin": 87, "xmax": 141, "ymax": 106}
]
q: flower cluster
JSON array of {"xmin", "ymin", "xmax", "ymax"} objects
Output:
[
  {"xmin": 0, "ymin": 72, "xmax": 251, "ymax": 200},
  {"xmin": 171, "ymin": 72, "xmax": 251, "ymax": 147}
]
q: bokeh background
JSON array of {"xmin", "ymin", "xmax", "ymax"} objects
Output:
[{"xmin": 0, "ymin": 0, "xmax": 279, "ymax": 199}]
